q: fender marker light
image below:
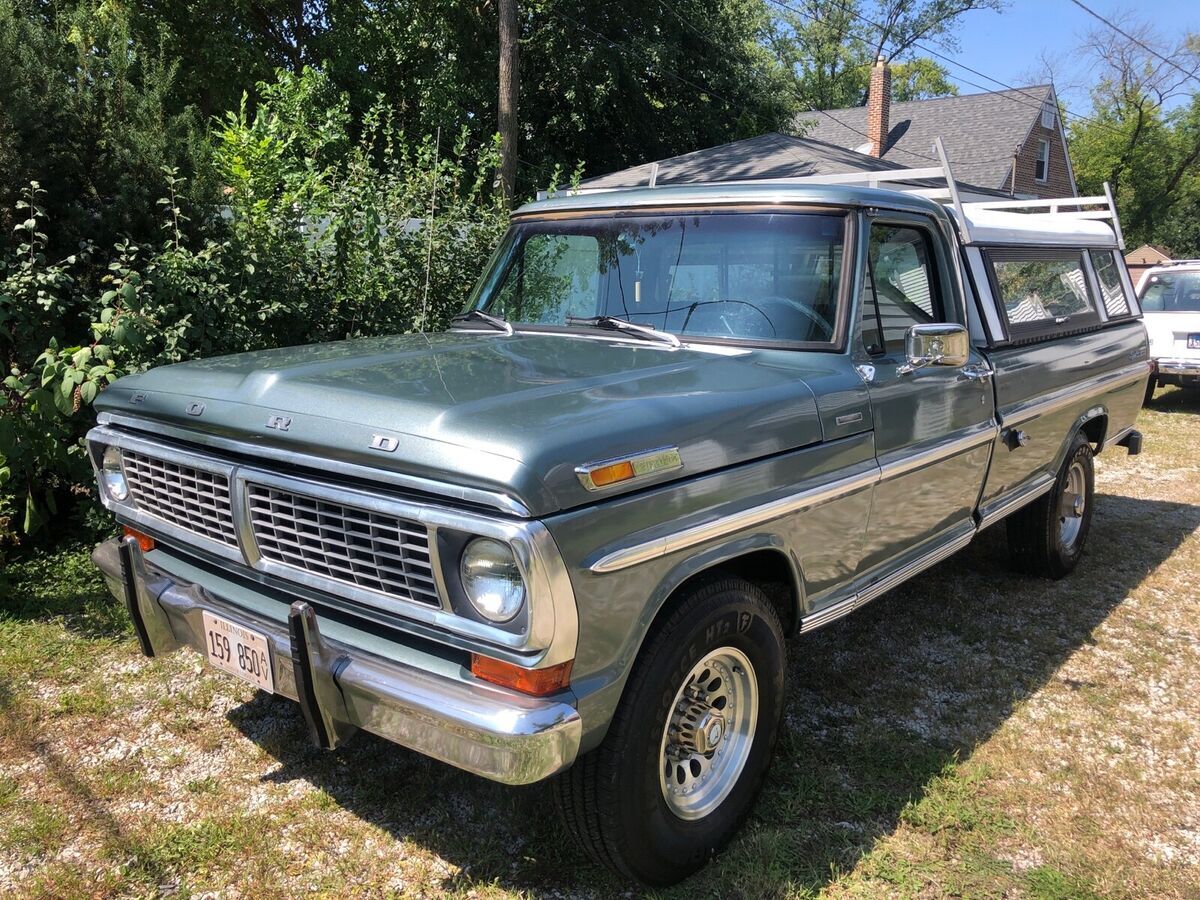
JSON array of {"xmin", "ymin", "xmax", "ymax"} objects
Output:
[
  {"xmin": 471, "ymin": 655, "xmax": 573, "ymax": 696},
  {"xmin": 575, "ymin": 446, "xmax": 682, "ymax": 491}
]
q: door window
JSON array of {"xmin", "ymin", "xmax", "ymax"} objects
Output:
[{"xmin": 860, "ymin": 223, "xmax": 943, "ymax": 356}]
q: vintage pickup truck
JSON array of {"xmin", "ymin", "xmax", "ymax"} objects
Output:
[{"xmin": 88, "ymin": 162, "xmax": 1148, "ymax": 886}]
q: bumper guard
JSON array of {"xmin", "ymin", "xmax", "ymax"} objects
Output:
[{"xmin": 95, "ymin": 537, "xmax": 581, "ymax": 784}]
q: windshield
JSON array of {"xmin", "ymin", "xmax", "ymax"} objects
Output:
[
  {"xmin": 465, "ymin": 212, "xmax": 846, "ymax": 345},
  {"xmin": 1140, "ymin": 271, "xmax": 1200, "ymax": 312}
]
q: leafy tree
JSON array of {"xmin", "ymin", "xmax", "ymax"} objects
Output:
[
  {"xmin": 1067, "ymin": 21, "xmax": 1200, "ymax": 253},
  {"xmin": 766, "ymin": 0, "xmax": 996, "ymax": 110},
  {"xmin": 0, "ymin": 0, "xmax": 208, "ymax": 260}
]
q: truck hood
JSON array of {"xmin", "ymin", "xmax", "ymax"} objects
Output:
[{"xmin": 95, "ymin": 331, "xmax": 826, "ymax": 516}]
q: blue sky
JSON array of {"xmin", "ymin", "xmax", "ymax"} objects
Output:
[{"xmin": 933, "ymin": 0, "xmax": 1200, "ymax": 115}]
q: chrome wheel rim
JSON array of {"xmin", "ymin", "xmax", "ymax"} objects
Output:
[
  {"xmin": 1058, "ymin": 460, "xmax": 1087, "ymax": 549},
  {"xmin": 658, "ymin": 646, "xmax": 758, "ymax": 821}
]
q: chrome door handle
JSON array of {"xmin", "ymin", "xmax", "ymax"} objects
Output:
[{"xmin": 960, "ymin": 363, "xmax": 993, "ymax": 382}]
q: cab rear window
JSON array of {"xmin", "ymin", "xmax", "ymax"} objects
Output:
[{"xmin": 985, "ymin": 248, "xmax": 1100, "ymax": 340}]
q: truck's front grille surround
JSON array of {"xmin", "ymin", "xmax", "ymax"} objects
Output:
[
  {"xmin": 122, "ymin": 450, "xmax": 239, "ymax": 547},
  {"xmin": 246, "ymin": 483, "xmax": 441, "ymax": 607}
]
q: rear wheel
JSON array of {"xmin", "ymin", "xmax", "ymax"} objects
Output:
[
  {"xmin": 554, "ymin": 578, "xmax": 785, "ymax": 887},
  {"xmin": 1007, "ymin": 432, "xmax": 1095, "ymax": 578}
]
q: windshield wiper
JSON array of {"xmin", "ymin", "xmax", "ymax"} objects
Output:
[
  {"xmin": 452, "ymin": 309, "xmax": 514, "ymax": 334},
  {"xmin": 565, "ymin": 315, "xmax": 681, "ymax": 347}
]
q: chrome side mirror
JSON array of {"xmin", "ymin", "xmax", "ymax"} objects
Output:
[{"xmin": 899, "ymin": 323, "xmax": 969, "ymax": 374}]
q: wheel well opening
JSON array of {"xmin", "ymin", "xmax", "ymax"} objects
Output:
[
  {"xmin": 669, "ymin": 549, "xmax": 800, "ymax": 635},
  {"xmin": 1080, "ymin": 415, "xmax": 1107, "ymax": 451}
]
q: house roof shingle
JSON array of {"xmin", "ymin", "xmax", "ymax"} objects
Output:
[
  {"xmin": 576, "ymin": 131, "xmax": 1005, "ymax": 197},
  {"xmin": 802, "ymin": 85, "xmax": 1057, "ymax": 191}
]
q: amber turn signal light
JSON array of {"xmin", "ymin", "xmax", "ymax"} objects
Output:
[
  {"xmin": 586, "ymin": 460, "xmax": 636, "ymax": 487},
  {"xmin": 470, "ymin": 655, "xmax": 573, "ymax": 696},
  {"xmin": 123, "ymin": 526, "xmax": 156, "ymax": 552}
]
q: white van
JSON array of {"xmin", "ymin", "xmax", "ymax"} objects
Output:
[{"xmin": 1137, "ymin": 262, "xmax": 1200, "ymax": 402}]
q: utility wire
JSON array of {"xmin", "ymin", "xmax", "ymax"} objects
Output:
[
  {"xmin": 765, "ymin": 0, "xmax": 1134, "ymax": 144},
  {"xmin": 1067, "ymin": 0, "xmax": 1200, "ymax": 87}
]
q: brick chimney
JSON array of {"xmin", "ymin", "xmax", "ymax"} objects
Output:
[{"xmin": 867, "ymin": 55, "xmax": 892, "ymax": 158}]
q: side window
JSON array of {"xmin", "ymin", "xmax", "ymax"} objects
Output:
[
  {"xmin": 1091, "ymin": 250, "xmax": 1133, "ymax": 318},
  {"xmin": 988, "ymin": 249, "xmax": 1099, "ymax": 339},
  {"xmin": 860, "ymin": 223, "xmax": 942, "ymax": 356},
  {"xmin": 1034, "ymin": 139, "xmax": 1050, "ymax": 182}
]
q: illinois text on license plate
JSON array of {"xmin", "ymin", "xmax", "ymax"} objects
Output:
[{"xmin": 201, "ymin": 611, "xmax": 274, "ymax": 692}]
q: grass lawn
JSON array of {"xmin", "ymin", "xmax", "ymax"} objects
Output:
[{"xmin": 2, "ymin": 386, "xmax": 1199, "ymax": 898}]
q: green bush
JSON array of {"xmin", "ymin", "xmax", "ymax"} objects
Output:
[{"xmin": 0, "ymin": 67, "xmax": 509, "ymax": 554}]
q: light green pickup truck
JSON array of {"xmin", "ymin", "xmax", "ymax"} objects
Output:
[{"xmin": 88, "ymin": 168, "xmax": 1148, "ymax": 886}]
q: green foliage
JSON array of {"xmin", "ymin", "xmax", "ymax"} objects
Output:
[
  {"xmin": 768, "ymin": 0, "xmax": 989, "ymax": 112},
  {"xmin": 0, "ymin": 0, "xmax": 208, "ymax": 260},
  {"xmin": 1067, "ymin": 28, "xmax": 1200, "ymax": 255},
  {"xmin": 0, "ymin": 69, "xmax": 507, "ymax": 550}
]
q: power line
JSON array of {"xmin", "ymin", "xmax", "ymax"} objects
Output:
[
  {"xmin": 765, "ymin": 0, "xmax": 1135, "ymax": 144},
  {"xmin": 1067, "ymin": 0, "xmax": 1200, "ymax": 87}
]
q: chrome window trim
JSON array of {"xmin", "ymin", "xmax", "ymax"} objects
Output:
[
  {"xmin": 95, "ymin": 412, "xmax": 532, "ymax": 518},
  {"xmin": 589, "ymin": 464, "xmax": 880, "ymax": 574},
  {"xmin": 87, "ymin": 424, "xmax": 578, "ymax": 668}
]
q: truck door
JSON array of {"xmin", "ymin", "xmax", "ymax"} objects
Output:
[{"xmin": 855, "ymin": 214, "xmax": 997, "ymax": 579}]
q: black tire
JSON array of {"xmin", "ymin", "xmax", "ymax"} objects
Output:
[
  {"xmin": 1007, "ymin": 432, "xmax": 1095, "ymax": 579},
  {"xmin": 1144, "ymin": 374, "xmax": 1157, "ymax": 406},
  {"xmin": 554, "ymin": 577, "xmax": 786, "ymax": 887}
]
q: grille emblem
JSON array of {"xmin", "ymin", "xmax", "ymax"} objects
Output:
[
  {"xmin": 266, "ymin": 415, "xmax": 292, "ymax": 432},
  {"xmin": 370, "ymin": 434, "xmax": 399, "ymax": 452},
  {"xmin": 186, "ymin": 402, "xmax": 205, "ymax": 416}
]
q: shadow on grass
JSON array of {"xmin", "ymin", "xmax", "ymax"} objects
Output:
[
  {"xmin": 0, "ymin": 544, "xmax": 128, "ymax": 641},
  {"xmin": 215, "ymin": 491, "xmax": 1200, "ymax": 898},
  {"xmin": 1144, "ymin": 383, "xmax": 1200, "ymax": 415}
]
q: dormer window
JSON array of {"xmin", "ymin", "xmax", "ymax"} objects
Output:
[
  {"xmin": 1035, "ymin": 139, "xmax": 1050, "ymax": 182},
  {"xmin": 1041, "ymin": 97, "xmax": 1057, "ymax": 129}
]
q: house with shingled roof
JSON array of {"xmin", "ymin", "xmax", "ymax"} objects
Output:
[{"xmin": 581, "ymin": 58, "xmax": 1076, "ymax": 201}]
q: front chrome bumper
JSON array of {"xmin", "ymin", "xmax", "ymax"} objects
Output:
[
  {"xmin": 93, "ymin": 537, "xmax": 581, "ymax": 785},
  {"xmin": 1155, "ymin": 358, "xmax": 1200, "ymax": 377}
]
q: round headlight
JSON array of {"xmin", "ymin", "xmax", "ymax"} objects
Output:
[
  {"xmin": 102, "ymin": 446, "xmax": 128, "ymax": 501},
  {"xmin": 460, "ymin": 538, "xmax": 526, "ymax": 623}
]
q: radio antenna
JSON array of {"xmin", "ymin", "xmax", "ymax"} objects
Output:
[{"xmin": 420, "ymin": 126, "xmax": 441, "ymax": 333}]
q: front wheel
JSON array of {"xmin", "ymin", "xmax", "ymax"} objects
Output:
[
  {"xmin": 554, "ymin": 578, "xmax": 786, "ymax": 886},
  {"xmin": 1007, "ymin": 432, "xmax": 1095, "ymax": 578}
]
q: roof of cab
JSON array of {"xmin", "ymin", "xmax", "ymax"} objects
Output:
[
  {"xmin": 514, "ymin": 182, "xmax": 953, "ymax": 221},
  {"xmin": 513, "ymin": 182, "xmax": 1121, "ymax": 249}
]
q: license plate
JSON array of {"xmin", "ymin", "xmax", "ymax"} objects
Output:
[
  {"xmin": 201, "ymin": 611, "xmax": 274, "ymax": 692},
  {"xmin": 1188, "ymin": 334, "xmax": 1200, "ymax": 350}
]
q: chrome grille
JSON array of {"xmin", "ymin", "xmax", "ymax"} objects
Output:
[
  {"xmin": 246, "ymin": 484, "xmax": 439, "ymax": 607},
  {"xmin": 122, "ymin": 451, "xmax": 238, "ymax": 547}
]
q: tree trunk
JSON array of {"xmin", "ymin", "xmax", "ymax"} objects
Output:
[{"xmin": 498, "ymin": 0, "xmax": 519, "ymax": 208}]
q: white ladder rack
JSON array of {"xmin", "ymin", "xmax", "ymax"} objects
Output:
[{"xmin": 539, "ymin": 137, "xmax": 1126, "ymax": 249}]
